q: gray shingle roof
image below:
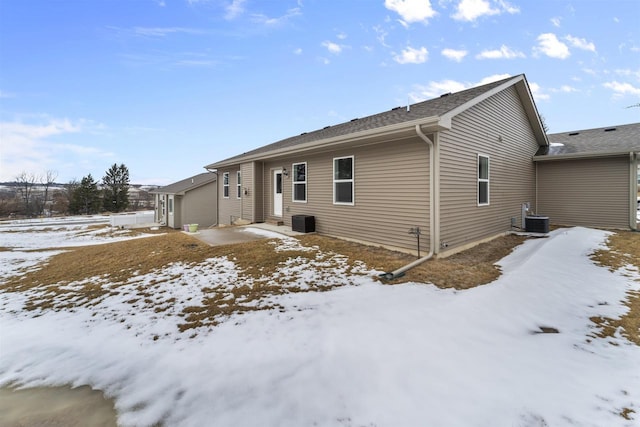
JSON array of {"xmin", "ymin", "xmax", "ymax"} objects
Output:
[
  {"xmin": 207, "ymin": 75, "xmax": 521, "ymax": 167},
  {"xmin": 540, "ymin": 122, "xmax": 640, "ymax": 157},
  {"xmin": 150, "ymin": 172, "xmax": 216, "ymax": 195}
]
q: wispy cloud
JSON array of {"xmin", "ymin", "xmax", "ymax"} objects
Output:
[
  {"xmin": 132, "ymin": 27, "xmax": 208, "ymax": 37},
  {"xmin": 250, "ymin": 7, "xmax": 301, "ymax": 26},
  {"xmin": 373, "ymin": 25, "xmax": 390, "ymax": 48},
  {"xmin": 441, "ymin": 48, "xmax": 468, "ymax": 62},
  {"xmin": 550, "ymin": 17, "xmax": 561, "ymax": 27},
  {"xmin": 409, "ymin": 79, "xmax": 467, "ymax": 101},
  {"xmin": 225, "ymin": 0, "xmax": 246, "ymax": 20},
  {"xmin": 529, "ymin": 82, "xmax": 550, "ymax": 100},
  {"xmin": 534, "ymin": 33, "xmax": 570, "ymax": 59},
  {"xmin": 408, "ymin": 74, "xmax": 511, "ymax": 101},
  {"xmin": 321, "ymin": 41, "xmax": 344, "ymax": 55},
  {"xmin": 565, "ymin": 35, "xmax": 596, "ymax": 52},
  {"xmin": 452, "ymin": 0, "xmax": 519, "ymax": 22},
  {"xmin": 384, "ymin": 0, "xmax": 437, "ymax": 25},
  {"xmin": 0, "ymin": 116, "xmax": 112, "ymax": 181},
  {"xmin": 603, "ymin": 81, "xmax": 640, "ymax": 97},
  {"xmin": 559, "ymin": 85, "xmax": 578, "ymax": 93},
  {"xmin": 119, "ymin": 51, "xmax": 220, "ymax": 68},
  {"xmin": 394, "ymin": 46, "xmax": 428, "ymax": 64},
  {"xmin": 476, "ymin": 45, "xmax": 525, "ymax": 59}
]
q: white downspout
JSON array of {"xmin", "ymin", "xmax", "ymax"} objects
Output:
[{"xmin": 381, "ymin": 125, "xmax": 439, "ymax": 280}]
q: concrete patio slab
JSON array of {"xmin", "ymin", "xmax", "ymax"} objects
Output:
[{"xmin": 187, "ymin": 223, "xmax": 304, "ymax": 246}]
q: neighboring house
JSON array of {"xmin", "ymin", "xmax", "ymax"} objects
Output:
[
  {"xmin": 151, "ymin": 173, "xmax": 217, "ymax": 229},
  {"xmin": 535, "ymin": 123, "xmax": 640, "ymax": 230},
  {"xmin": 205, "ymin": 74, "xmax": 549, "ymax": 256}
]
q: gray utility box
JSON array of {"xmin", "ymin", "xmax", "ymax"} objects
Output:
[
  {"xmin": 525, "ymin": 215, "xmax": 549, "ymax": 233},
  {"xmin": 292, "ymin": 215, "xmax": 315, "ymax": 233}
]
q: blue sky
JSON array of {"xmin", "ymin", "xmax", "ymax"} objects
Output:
[{"xmin": 1, "ymin": 0, "xmax": 639, "ymax": 185}]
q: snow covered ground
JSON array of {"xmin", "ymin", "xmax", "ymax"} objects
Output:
[{"xmin": 0, "ymin": 217, "xmax": 638, "ymax": 427}]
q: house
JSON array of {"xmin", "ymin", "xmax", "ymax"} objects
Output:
[
  {"xmin": 534, "ymin": 123, "xmax": 640, "ymax": 230},
  {"xmin": 151, "ymin": 172, "xmax": 217, "ymax": 229},
  {"xmin": 205, "ymin": 74, "xmax": 550, "ymax": 256}
]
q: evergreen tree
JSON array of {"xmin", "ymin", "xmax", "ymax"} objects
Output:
[
  {"xmin": 102, "ymin": 163, "xmax": 130, "ymax": 212},
  {"xmin": 70, "ymin": 174, "xmax": 102, "ymax": 215}
]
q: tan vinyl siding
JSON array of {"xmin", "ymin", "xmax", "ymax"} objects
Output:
[
  {"xmin": 536, "ymin": 157, "xmax": 629, "ymax": 229},
  {"xmin": 263, "ymin": 136, "xmax": 431, "ymax": 253},
  {"xmin": 254, "ymin": 162, "xmax": 265, "ymax": 222},
  {"xmin": 240, "ymin": 162, "xmax": 254, "ymax": 221},
  {"xmin": 182, "ymin": 182, "xmax": 217, "ymax": 227},
  {"xmin": 218, "ymin": 167, "xmax": 241, "ymax": 225},
  {"xmin": 439, "ymin": 86, "xmax": 539, "ymax": 250}
]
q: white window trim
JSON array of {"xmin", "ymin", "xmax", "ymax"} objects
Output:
[
  {"xmin": 477, "ymin": 154, "xmax": 490, "ymax": 206},
  {"xmin": 236, "ymin": 171, "xmax": 242, "ymax": 199},
  {"xmin": 333, "ymin": 155, "xmax": 355, "ymax": 206},
  {"xmin": 223, "ymin": 172, "xmax": 230, "ymax": 199},
  {"xmin": 292, "ymin": 162, "xmax": 307, "ymax": 203}
]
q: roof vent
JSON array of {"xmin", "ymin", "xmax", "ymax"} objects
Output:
[
  {"xmin": 323, "ymin": 126, "xmax": 331, "ymax": 129},
  {"xmin": 350, "ymin": 118, "xmax": 359, "ymax": 122},
  {"xmin": 568, "ymin": 132, "xmax": 580, "ymax": 136},
  {"xmin": 440, "ymin": 92, "xmax": 452, "ymax": 98},
  {"xmin": 604, "ymin": 128, "xmax": 617, "ymax": 132},
  {"xmin": 391, "ymin": 106, "xmax": 402, "ymax": 111},
  {"xmin": 300, "ymin": 132, "xmax": 307, "ymax": 135}
]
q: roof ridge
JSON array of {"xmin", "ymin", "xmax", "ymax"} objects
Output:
[{"xmin": 205, "ymin": 74, "xmax": 524, "ymax": 168}]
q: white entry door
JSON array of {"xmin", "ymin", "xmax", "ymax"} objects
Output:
[{"xmin": 273, "ymin": 169, "xmax": 283, "ymax": 217}]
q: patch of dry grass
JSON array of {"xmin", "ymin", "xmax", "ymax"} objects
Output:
[
  {"xmin": 589, "ymin": 230, "xmax": 640, "ymax": 346},
  {"xmin": 298, "ymin": 234, "xmax": 528, "ymax": 289},
  {"xmin": 1, "ymin": 227, "xmax": 529, "ymax": 332},
  {"xmin": 11, "ymin": 225, "xmax": 638, "ymax": 343}
]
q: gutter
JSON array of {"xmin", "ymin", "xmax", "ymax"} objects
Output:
[
  {"xmin": 533, "ymin": 151, "xmax": 631, "ymax": 162},
  {"xmin": 380, "ymin": 125, "xmax": 439, "ymax": 280}
]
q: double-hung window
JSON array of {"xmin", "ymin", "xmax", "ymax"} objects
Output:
[
  {"xmin": 223, "ymin": 172, "xmax": 230, "ymax": 198},
  {"xmin": 477, "ymin": 154, "xmax": 490, "ymax": 206},
  {"xmin": 333, "ymin": 156, "xmax": 354, "ymax": 205},
  {"xmin": 237, "ymin": 171, "xmax": 242, "ymax": 199},
  {"xmin": 292, "ymin": 162, "xmax": 307, "ymax": 202}
]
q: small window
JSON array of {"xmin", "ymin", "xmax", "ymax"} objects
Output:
[
  {"xmin": 478, "ymin": 154, "xmax": 490, "ymax": 206},
  {"xmin": 292, "ymin": 162, "xmax": 307, "ymax": 202},
  {"xmin": 168, "ymin": 197, "xmax": 173, "ymax": 214},
  {"xmin": 333, "ymin": 156, "xmax": 354, "ymax": 205},
  {"xmin": 223, "ymin": 172, "xmax": 229, "ymax": 198},
  {"xmin": 237, "ymin": 171, "xmax": 242, "ymax": 199}
]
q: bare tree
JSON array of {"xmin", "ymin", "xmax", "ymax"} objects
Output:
[
  {"xmin": 539, "ymin": 114, "xmax": 549, "ymax": 134},
  {"xmin": 15, "ymin": 171, "xmax": 39, "ymax": 217},
  {"xmin": 40, "ymin": 170, "xmax": 58, "ymax": 216}
]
